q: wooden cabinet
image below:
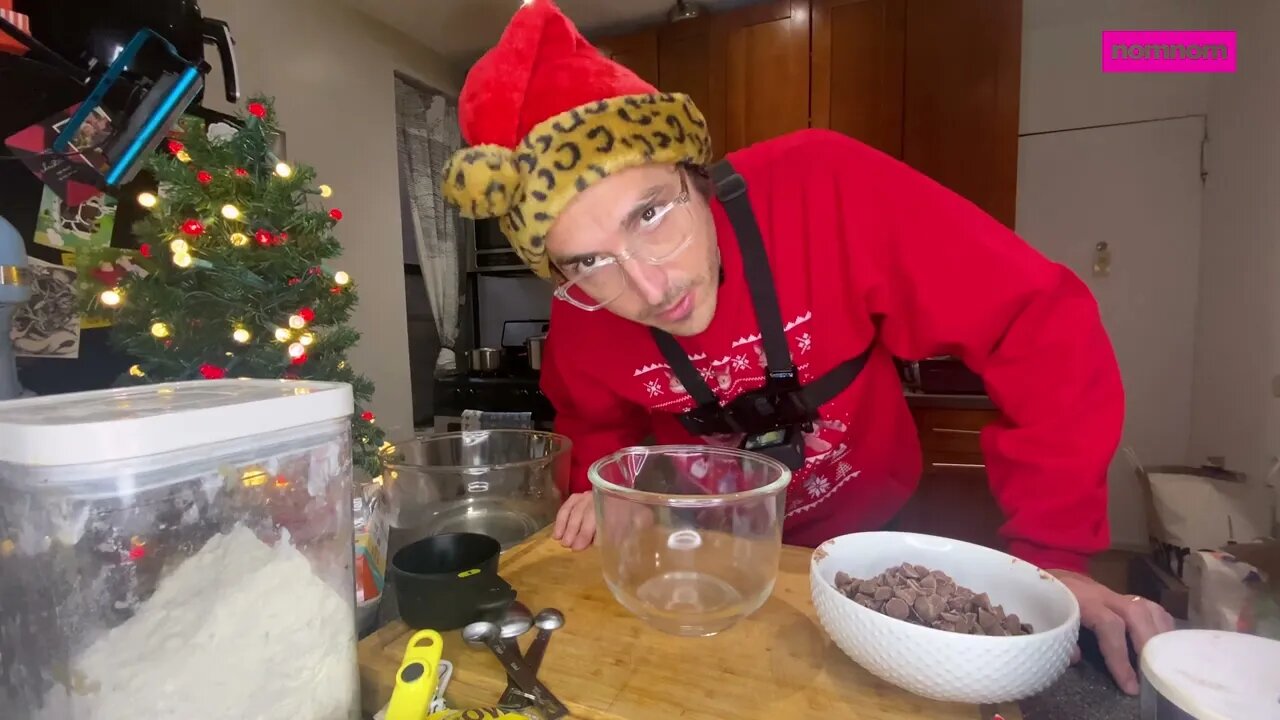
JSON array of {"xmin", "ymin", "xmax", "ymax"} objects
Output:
[
  {"xmin": 590, "ymin": 0, "xmax": 1022, "ymax": 226},
  {"xmin": 902, "ymin": 0, "xmax": 1023, "ymax": 227},
  {"xmin": 717, "ymin": 0, "xmax": 811, "ymax": 155},
  {"xmin": 812, "ymin": 0, "xmax": 906, "ymax": 159},
  {"xmin": 656, "ymin": 17, "xmax": 723, "ymax": 159},
  {"xmin": 891, "ymin": 407, "xmax": 1007, "ymax": 549},
  {"xmin": 596, "ymin": 28, "xmax": 661, "ymax": 88}
]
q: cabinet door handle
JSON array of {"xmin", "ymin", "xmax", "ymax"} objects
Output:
[
  {"xmin": 931, "ymin": 427, "xmax": 982, "ymax": 435},
  {"xmin": 931, "ymin": 462, "xmax": 986, "ymax": 469}
]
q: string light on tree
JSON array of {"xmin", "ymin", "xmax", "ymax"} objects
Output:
[
  {"xmin": 288, "ymin": 314, "xmax": 307, "ymax": 330},
  {"xmin": 181, "ymin": 219, "xmax": 204, "ymax": 236},
  {"xmin": 333, "ymin": 271, "xmax": 350, "ymax": 286},
  {"xmin": 128, "ymin": 365, "xmax": 146, "ymax": 378},
  {"xmin": 298, "ymin": 307, "xmax": 316, "ymax": 324},
  {"xmin": 176, "ymin": 150, "xmax": 192, "ymax": 163},
  {"xmin": 230, "ymin": 232, "xmax": 249, "ymax": 247},
  {"xmin": 173, "ymin": 252, "xmax": 193, "ymax": 268},
  {"xmin": 196, "ymin": 170, "xmax": 213, "ymax": 185},
  {"xmin": 319, "ymin": 184, "xmax": 333, "ymax": 198},
  {"xmin": 273, "ymin": 327, "xmax": 291, "ymax": 342},
  {"xmin": 255, "ymin": 229, "xmax": 275, "ymax": 246},
  {"xmin": 170, "ymin": 239, "xmax": 189, "ymax": 255},
  {"xmin": 221, "ymin": 204, "xmax": 241, "ymax": 220},
  {"xmin": 232, "ymin": 326, "xmax": 252, "ymax": 344},
  {"xmin": 99, "ymin": 289, "xmax": 122, "ymax": 307},
  {"xmin": 288, "ymin": 342, "xmax": 306, "ymax": 358},
  {"xmin": 299, "ymin": 332, "xmax": 315, "ymax": 347},
  {"xmin": 329, "ymin": 208, "xmax": 343, "ymax": 221},
  {"xmin": 275, "ymin": 162, "xmax": 293, "ymax": 178},
  {"xmin": 137, "ymin": 192, "xmax": 158, "ymax": 209},
  {"xmin": 150, "ymin": 322, "xmax": 171, "ymax": 339}
]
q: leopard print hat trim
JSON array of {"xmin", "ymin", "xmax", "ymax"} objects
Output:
[{"xmin": 442, "ymin": 92, "xmax": 712, "ymax": 278}]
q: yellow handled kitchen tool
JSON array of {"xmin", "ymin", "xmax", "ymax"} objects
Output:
[{"xmin": 385, "ymin": 629, "xmax": 533, "ymax": 720}]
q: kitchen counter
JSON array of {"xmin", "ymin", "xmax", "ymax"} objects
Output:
[{"xmin": 359, "ymin": 529, "xmax": 1135, "ymax": 720}]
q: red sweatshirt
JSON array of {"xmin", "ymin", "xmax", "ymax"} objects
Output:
[{"xmin": 539, "ymin": 129, "xmax": 1123, "ymax": 573}]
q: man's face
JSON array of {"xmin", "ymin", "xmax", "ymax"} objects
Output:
[{"xmin": 546, "ymin": 164, "xmax": 719, "ymax": 336}]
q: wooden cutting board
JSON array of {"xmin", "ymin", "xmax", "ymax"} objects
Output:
[{"xmin": 358, "ymin": 529, "xmax": 1023, "ymax": 720}]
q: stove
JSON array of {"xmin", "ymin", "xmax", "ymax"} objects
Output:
[{"xmin": 432, "ymin": 368, "xmax": 556, "ymax": 433}]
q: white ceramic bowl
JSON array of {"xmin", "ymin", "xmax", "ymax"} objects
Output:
[{"xmin": 810, "ymin": 531, "xmax": 1080, "ymax": 704}]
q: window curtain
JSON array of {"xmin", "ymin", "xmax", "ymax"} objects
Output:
[{"xmin": 394, "ymin": 76, "xmax": 463, "ymax": 370}]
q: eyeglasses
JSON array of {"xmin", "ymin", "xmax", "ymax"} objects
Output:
[{"xmin": 552, "ymin": 171, "xmax": 696, "ymax": 312}]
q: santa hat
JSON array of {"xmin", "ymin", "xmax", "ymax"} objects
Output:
[{"xmin": 442, "ymin": 0, "xmax": 712, "ymax": 278}]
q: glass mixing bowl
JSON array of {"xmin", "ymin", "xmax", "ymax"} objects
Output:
[{"xmin": 588, "ymin": 445, "xmax": 791, "ymax": 637}]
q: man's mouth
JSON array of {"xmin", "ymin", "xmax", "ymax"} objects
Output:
[{"xmin": 656, "ymin": 291, "xmax": 694, "ymax": 324}]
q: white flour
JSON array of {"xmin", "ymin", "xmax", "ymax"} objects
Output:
[{"xmin": 40, "ymin": 525, "xmax": 357, "ymax": 720}]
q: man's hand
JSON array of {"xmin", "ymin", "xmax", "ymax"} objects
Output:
[
  {"xmin": 1050, "ymin": 569, "xmax": 1175, "ymax": 695},
  {"xmin": 553, "ymin": 491, "xmax": 597, "ymax": 550}
]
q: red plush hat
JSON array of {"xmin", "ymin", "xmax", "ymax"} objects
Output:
[{"xmin": 442, "ymin": 0, "xmax": 712, "ymax": 278}]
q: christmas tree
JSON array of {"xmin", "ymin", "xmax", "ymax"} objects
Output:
[{"xmin": 76, "ymin": 96, "xmax": 386, "ymax": 477}]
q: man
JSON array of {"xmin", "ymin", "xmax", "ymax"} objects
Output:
[{"xmin": 442, "ymin": 0, "xmax": 1173, "ymax": 696}]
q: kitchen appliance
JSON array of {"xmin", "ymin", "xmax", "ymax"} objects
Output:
[
  {"xmin": 0, "ymin": 214, "xmax": 28, "ymax": 401},
  {"xmin": 1139, "ymin": 629, "xmax": 1280, "ymax": 719},
  {"xmin": 500, "ymin": 319, "xmax": 549, "ymax": 370},
  {"xmin": 467, "ymin": 217, "xmax": 527, "ymax": 273},
  {"xmin": 381, "ymin": 429, "xmax": 569, "ymax": 559},
  {"xmin": 588, "ymin": 445, "xmax": 791, "ymax": 637},
  {"xmin": 433, "ymin": 370, "xmax": 555, "ymax": 433},
  {"xmin": 0, "ymin": 380, "xmax": 360, "ymax": 720}
]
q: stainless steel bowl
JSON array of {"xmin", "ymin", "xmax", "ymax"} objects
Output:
[{"xmin": 469, "ymin": 347, "xmax": 502, "ymax": 373}]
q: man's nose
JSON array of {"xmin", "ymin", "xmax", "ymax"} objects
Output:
[{"xmin": 621, "ymin": 258, "xmax": 669, "ymax": 306}]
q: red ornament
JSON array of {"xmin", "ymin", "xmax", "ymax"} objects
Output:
[
  {"xmin": 129, "ymin": 545, "xmax": 147, "ymax": 561},
  {"xmin": 287, "ymin": 277, "xmax": 301, "ymax": 286},
  {"xmin": 235, "ymin": 168, "xmax": 249, "ymax": 177},
  {"xmin": 199, "ymin": 364, "xmax": 226, "ymax": 380},
  {"xmin": 139, "ymin": 244, "xmax": 153, "ymax": 258},
  {"xmin": 255, "ymin": 229, "xmax": 275, "ymax": 246},
  {"xmin": 329, "ymin": 208, "xmax": 343, "ymax": 221},
  {"xmin": 196, "ymin": 170, "xmax": 213, "ymax": 185},
  {"xmin": 361, "ymin": 411, "xmax": 375, "ymax": 422},
  {"xmin": 330, "ymin": 286, "xmax": 343, "ymax": 295},
  {"xmin": 167, "ymin": 139, "xmax": 184, "ymax": 154},
  {"xmin": 248, "ymin": 102, "xmax": 267, "ymax": 118},
  {"xmin": 307, "ymin": 266, "xmax": 322, "ymax": 276},
  {"xmin": 181, "ymin": 219, "xmax": 204, "ymax": 236},
  {"xmin": 291, "ymin": 354, "xmax": 307, "ymax": 366},
  {"xmin": 298, "ymin": 307, "xmax": 316, "ymax": 323}
]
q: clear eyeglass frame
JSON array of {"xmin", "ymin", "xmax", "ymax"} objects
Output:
[{"xmin": 552, "ymin": 171, "xmax": 696, "ymax": 312}]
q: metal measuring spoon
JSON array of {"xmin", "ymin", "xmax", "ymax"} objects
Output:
[
  {"xmin": 498, "ymin": 608, "xmax": 565, "ymax": 709},
  {"xmin": 500, "ymin": 601, "xmax": 533, "ymax": 639},
  {"xmin": 462, "ymin": 621, "xmax": 569, "ymax": 719}
]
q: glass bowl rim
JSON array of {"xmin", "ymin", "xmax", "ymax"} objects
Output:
[
  {"xmin": 380, "ymin": 429, "xmax": 573, "ymax": 473},
  {"xmin": 587, "ymin": 444, "xmax": 793, "ymax": 507}
]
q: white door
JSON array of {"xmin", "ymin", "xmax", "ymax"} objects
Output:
[{"xmin": 1016, "ymin": 115, "xmax": 1206, "ymax": 548}]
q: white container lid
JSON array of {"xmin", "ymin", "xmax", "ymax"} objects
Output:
[
  {"xmin": 1141, "ymin": 629, "xmax": 1280, "ymax": 720},
  {"xmin": 0, "ymin": 379, "xmax": 353, "ymax": 467}
]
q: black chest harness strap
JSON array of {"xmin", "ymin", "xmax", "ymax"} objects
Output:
[{"xmin": 648, "ymin": 159, "xmax": 877, "ymax": 470}]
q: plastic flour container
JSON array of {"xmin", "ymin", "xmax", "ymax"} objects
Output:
[{"xmin": 0, "ymin": 380, "xmax": 361, "ymax": 720}]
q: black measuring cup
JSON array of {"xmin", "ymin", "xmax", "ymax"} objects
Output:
[{"xmin": 390, "ymin": 532, "xmax": 517, "ymax": 631}]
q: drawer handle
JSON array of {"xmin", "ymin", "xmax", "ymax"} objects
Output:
[
  {"xmin": 932, "ymin": 427, "xmax": 982, "ymax": 435},
  {"xmin": 931, "ymin": 462, "xmax": 986, "ymax": 469}
]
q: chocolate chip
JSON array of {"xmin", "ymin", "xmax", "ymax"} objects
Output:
[
  {"xmin": 834, "ymin": 563, "xmax": 1035, "ymax": 636},
  {"xmin": 885, "ymin": 597, "xmax": 910, "ymax": 620}
]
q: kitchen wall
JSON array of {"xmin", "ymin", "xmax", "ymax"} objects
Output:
[
  {"xmin": 1189, "ymin": 1, "xmax": 1280, "ymax": 501},
  {"xmin": 1015, "ymin": 0, "xmax": 1213, "ymax": 548},
  {"xmin": 199, "ymin": 0, "xmax": 464, "ymax": 442}
]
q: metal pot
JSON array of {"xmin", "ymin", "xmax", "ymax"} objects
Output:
[
  {"xmin": 525, "ymin": 334, "xmax": 547, "ymax": 371},
  {"xmin": 469, "ymin": 347, "xmax": 501, "ymax": 373}
]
